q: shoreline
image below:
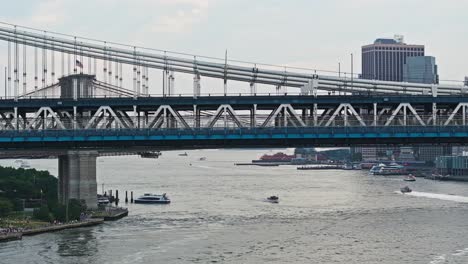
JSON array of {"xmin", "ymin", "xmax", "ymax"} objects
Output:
[{"xmin": 0, "ymin": 218, "xmax": 104, "ymax": 242}]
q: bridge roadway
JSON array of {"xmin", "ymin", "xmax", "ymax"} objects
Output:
[
  {"xmin": 2, "ymin": 94, "xmax": 468, "ymax": 109},
  {"xmin": 1, "ymin": 94, "xmax": 468, "ymax": 149}
]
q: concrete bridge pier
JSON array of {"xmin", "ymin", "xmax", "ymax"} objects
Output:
[{"xmin": 58, "ymin": 150, "xmax": 98, "ymax": 209}]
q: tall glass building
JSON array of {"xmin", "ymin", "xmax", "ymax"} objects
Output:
[
  {"xmin": 403, "ymin": 56, "xmax": 438, "ymax": 84},
  {"xmin": 361, "ymin": 37, "xmax": 424, "ymax": 81}
]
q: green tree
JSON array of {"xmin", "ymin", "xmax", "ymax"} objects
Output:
[
  {"xmin": 67, "ymin": 199, "xmax": 87, "ymax": 221},
  {"xmin": 33, "ymin": 204, "xmax": 53, "ymax": 222},
  {"xmin": 0, "ymin": 198, "xmax": 13, "ymax": 216}
]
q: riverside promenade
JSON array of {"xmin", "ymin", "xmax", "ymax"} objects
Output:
[{"xmin": 0, "ymin": 218, "xmax": 104, "ymax": 242}]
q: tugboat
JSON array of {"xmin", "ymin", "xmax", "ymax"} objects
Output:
[
  {"xmin": 134, "ymin": 193, "xmax": 171, "ymax": 204},
  {"xmin": 400, "ymin": 186, "xmax": 412, "ymax": 193},
  {"xmin": 266, "ymin": 195, "xmax": 279, "ymax": 203}
]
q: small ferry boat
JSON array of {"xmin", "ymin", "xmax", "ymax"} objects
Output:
[
  {"xmin": 369, "ymin": 163, "xmax": 386, "ymax": 174},
  {"xmin": 266, "ymin": 195, "xmax": 279, "ymax": 203},
  {"xmin": 372, "ymin": 163, "xmax": 406, "ymax": 176},
  {"xmin": 97, "ymin": 195, "xmax": 110, "ymax": 205},
  {"xmin": 404, "ymin": 175, "xmax": 416, "ymax": 182},
  {"xmin": 400, "ymin": 186, "xmax": 412, "ymax": 193},
  {"xmin": 134, "ymin": 193, "xmax": 171, "ymax": 204}
]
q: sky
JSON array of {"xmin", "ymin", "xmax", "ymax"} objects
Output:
[{"xmin": 0, "ymin": 0, "xmax": 467, "ymax": 95}]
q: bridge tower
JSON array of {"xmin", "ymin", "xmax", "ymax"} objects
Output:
[
  {"xmin": 59, "ymin": 74, "xmax": 96, "ymax": 99},
  {"xmin": 58, "ymin": 150, "xmax": 98, "ymax": 209}
]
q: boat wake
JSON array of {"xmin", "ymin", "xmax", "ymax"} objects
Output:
[{"xmin": 403, "ymin": 191, "xmax": 468, "ymax": 203}]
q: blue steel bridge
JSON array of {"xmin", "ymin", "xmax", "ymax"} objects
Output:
[
  {"xmin": 1, "ymin": 22, "xmax": 468, "ymax": 207},
  {"xmin": 2, "ymin": 92, "xmax": 468, "ymax": 150}
]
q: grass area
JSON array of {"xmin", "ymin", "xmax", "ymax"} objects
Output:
[{"xmin": 0, "ymin": 211, "xmax": 49, "ymax": 229}]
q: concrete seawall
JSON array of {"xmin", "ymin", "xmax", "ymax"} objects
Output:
[{"xmin": 22, "ymin": 218, "xmax": 104, "ymax": 236}]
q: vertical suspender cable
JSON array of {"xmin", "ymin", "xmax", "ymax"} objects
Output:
[
  {"xmin": 41, "ymin": 32, "xmax": 46, "ymax": 88},
  {"xmin": 137, "ymin": 56, "xmax": 141, "ymax": 96},
  {"xmin": 14, "ymin": 27, "xmax": 19, "ymax": 100},
  {"xmin": 119, "ymin": 62, "xmax": 122, "ymax": 88},
  {"xmin": 67, "ymin": 53, "xmax": 71, "ymax": 75},
  {"xmin": 93, "ymin": 56, "xmax": 97, "ymax": 76},
  {"xmin": 43, "ymin": 32, "xmax": 47, "ymax": 86},
  {"xmin": 115, "ymin": 53, "xmax": 118, "ymax": 87},
  {"xmin": 145, "ymin": 66, "xmax": 148, "ymax": 94},
  {"xmin": 103, "ymin": 42, "xmax": 107, "ymax": 84},
  {"xmin": 73, "ymin": 37, "xmax": 77, "ymax": 74},
  {"xmin": 88, "ymin": 47, "xmax": 91, "ymax": 75},
  {"xmin": 51, "ymin": 41, "xmax": 55, "ymax": 83},
  {"xmin": 61, "ymin": 47, "xmax": 64, "ymax": 77},
  {"xmin": 4, "ymin": 67, "xmax": 6, "ymax": 98},
  {"xmin": 7, "ymin": 39, "xmax": 11, "ymax": 97},
  {"xmin": 34, "ymin": 39, "xmax": 38, "ymax": 93},
  {"xmin": 108, "ymin": 50, "xmax": 112, "ymax": 85},
  {"xmin": 80, "ymin": 46, "xmax": 83, "ymax": 74},
  {"xmin": 133, "ymin": 47, "xmax": 136, "ymax": 96},
  {"xmin": 22, "ymin": 40, "xmax": 26, "ymax": 95}
]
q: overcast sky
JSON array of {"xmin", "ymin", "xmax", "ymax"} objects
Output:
[{"xmin": 0, "ymin": 0, "xmax": 467, "ymax": 95}]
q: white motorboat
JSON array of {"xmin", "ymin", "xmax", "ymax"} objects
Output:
[
  {"xmin": 404, "ymin": 175, "xmax": 416, "ymax": 182},
  {"xmin": 134, "ymin": 193, "xmax": 171, "ymax": 204}
]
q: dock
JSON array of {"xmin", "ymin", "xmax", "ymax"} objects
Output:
[
  {"xmin": 235, "ymin": 163, "xmax": 281, "ymax": 166},
  {"xmin": 22, "ymin": 218, "xmax": 104, "ymax": 236},
  {"xmin": 91, "ymin": 207, "xmax": 129, "ymax": 221},
  {"xmin": 297, "ymin": 165, "xmax": 344, "ymax": 170},
  {"xmin": 0, "ymin": 232, "xmax": 22, "ymax": 242}
]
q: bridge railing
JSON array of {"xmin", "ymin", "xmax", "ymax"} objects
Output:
[{"xmin": 1, "ymin": 115, "xmax": 468, "ymax": 131}]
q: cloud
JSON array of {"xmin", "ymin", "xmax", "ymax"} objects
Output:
[
  {"xmin": 142, "ymin": 0, "xmax": 214, "ymax": 33},
  {"xmin": 12, "ymin": 0, "xmax": 66, "ymax": 28}
]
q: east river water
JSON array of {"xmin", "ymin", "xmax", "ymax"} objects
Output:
[{"xmin": 1, "ymin": 149, "xmax": 468, "ymax": 264}]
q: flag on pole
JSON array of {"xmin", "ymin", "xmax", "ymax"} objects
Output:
[{"xmin": 76, "ymin": 60, "xmax": 83, "ymax": 68}]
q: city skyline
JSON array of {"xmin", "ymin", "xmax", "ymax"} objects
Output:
[{"xmin": 0, "ymin": 0, "xmax": 466, "ymax": 89}]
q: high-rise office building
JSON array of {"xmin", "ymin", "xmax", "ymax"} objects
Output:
[
  {"xmin": 356, "ymin": 36, "xmax": 446, "ymax": 163},
  {"xmin": 403, "ymin": 56, "xmax": 439, "ymax": 84},
  {"xmin": 361, "ymin": 36, "xmax": 424, "ymax": 81}
]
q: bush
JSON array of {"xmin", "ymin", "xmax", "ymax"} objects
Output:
[
  {"xmin": 33, "ymin": 204, "xmax": 53, "ymax": 222},
  {"xmin": 67, "ymin": 199, "xmax": 87, "ymax": 221},
  {"xmin": 0, "ymin": 198, "xmax": 13, "ymax": 216}
]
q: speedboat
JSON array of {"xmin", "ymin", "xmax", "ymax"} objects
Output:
[
  {"xmin": 400, "ymin": 186, "xmax": 412, "ymax": 193},
  {"xmin": 266, "ymin": 195, "xmax": 279, "ymax": 203},
  {"xmin": 404, "ymin": 175, "xmax": 416, "ymax": 182},
  {"xmin": 134, "ymin": 193, "xmax": 171, "ymax": 204}
]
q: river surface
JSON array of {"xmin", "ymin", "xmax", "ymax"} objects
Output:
[{"xmin": 1, "ymin": 149, "xmax": 468, "ymax": 264}]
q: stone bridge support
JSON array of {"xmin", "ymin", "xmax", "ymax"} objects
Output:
[{"xmin": 58, "ymin": 150, "xmax": 98, "ymax": 209}]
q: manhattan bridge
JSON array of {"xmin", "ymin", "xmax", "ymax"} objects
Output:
[{"xmin": 0, "ymin": 22, "xmax": 467, "ymax": 207}]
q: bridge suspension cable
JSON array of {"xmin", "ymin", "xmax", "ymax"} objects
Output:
[{"xmin": 0, "ymin": 23, "xmax": 467, "ymax": 98}]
